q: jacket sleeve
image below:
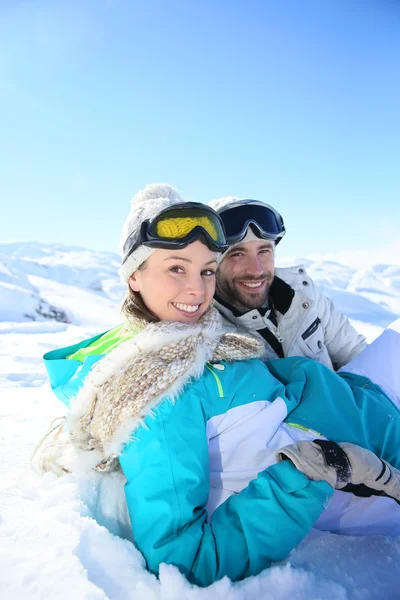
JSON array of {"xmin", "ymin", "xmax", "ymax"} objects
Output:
[
  {"xmin": 311, "ymin": 279, "xmax": 367, "ymax": 369},
  {"xmin": 119, "ymin": 395, "xmax": 333, "ymax": 588}
]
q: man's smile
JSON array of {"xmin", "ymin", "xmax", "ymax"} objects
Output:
[{"xmin": 240, "ymin": 281, "xmax": 264, "ymax": 289}]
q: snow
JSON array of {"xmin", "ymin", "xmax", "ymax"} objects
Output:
[
  {"xmin": 0, "ymin": 242, "xmax": 123, "ymax": 324},
  {"xmin": 1, "ymin": 242, "xmax": 400, "ymax": 599}
]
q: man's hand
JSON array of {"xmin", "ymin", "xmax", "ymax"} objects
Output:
[{"xmin": 276, "ymin": 440, "xmax": 400, "ymax": 502}]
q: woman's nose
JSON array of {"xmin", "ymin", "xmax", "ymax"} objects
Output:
[{"xmin": 186, "ymin": 275, "xmax": 205, "ymax": 296}]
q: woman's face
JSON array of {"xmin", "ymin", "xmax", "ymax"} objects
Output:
[{"xmin": 129, "ymin": 240, "xmax": 217, "ymax": 323}]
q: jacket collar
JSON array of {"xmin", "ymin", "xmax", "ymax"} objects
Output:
[{"xmin": 269, "ymin": 276, "xmax": 295, "ymax": 315}]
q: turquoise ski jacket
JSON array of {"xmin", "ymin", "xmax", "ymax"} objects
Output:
[{"xmin": 43, "ymin": 333, "xmax": 400, "ymax": 588}]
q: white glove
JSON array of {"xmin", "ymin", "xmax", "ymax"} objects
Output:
[{"xmin": 276, "ymin": 440, "xmax": 400, "ymax": 503}]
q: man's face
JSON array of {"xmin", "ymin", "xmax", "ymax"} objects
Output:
[{"xmin": 216, "ymin": 240, "xmax": 275, "ymax": 310}]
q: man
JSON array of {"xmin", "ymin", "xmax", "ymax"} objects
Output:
[{"xmin": 209, "ymin": 197, "xmax": 366, "ymax": 370}]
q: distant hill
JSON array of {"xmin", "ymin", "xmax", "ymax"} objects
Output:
[
  {"xmin": 0, "ymin": 242, "xmax": 124, "ymax": 327},
  {"xmin": 1, "ymin": 242, "xmax": 399, "ymax": 330}
]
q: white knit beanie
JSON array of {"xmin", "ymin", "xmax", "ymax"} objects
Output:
[
  {"xmin": 208, "ymin": 195, "xmax": 241, "ymax": 214},
  {"xmin": 119, "ymin": 183, "xmax": 185, "ymax": 283}
]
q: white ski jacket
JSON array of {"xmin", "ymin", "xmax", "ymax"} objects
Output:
[{"xmin": 214, "ymin": 265, "xmax": 367, "ymax": 370}]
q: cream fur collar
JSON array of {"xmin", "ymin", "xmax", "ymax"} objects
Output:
[{"xmin": 37, "ymin": 307, "xmax": 264, "ymax": 475}]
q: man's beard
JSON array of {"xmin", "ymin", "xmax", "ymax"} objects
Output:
[{"xmin": 216, "ymin": 272, "xmax": 274, "ymax": 311}]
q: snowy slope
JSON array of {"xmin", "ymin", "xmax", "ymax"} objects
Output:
[
  {"xmin": 1, "ymin": 243, "xmax": 400, "ymax": 600},
  {"xmin": 2, "ymin": 242, "xmax": 400, "ymax": 329},
  {"xmin": 0, "ymin": 242, "xmax": 123, "ymax": 326},
  {"xmin": 1, "ymin": 324, "xmax": 400, "ymax": 600}
]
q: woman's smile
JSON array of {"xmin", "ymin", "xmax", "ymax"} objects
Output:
[{"xmin": 172, "ymin": 302, "xmax": 201, "ymax": 315}]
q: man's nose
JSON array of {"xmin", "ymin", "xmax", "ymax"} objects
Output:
[{"xmin": 247, "ymin": 256, "xmax": 264, "ymax": 277}]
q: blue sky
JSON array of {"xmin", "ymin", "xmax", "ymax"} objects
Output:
[{"xmin": 1, "ymin": 0, "xmax": 399, "ymax": 261}]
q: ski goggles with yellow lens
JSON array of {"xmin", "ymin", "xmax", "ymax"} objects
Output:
[
  {"xmin": 122, "ymin": 202, "xmax": 228, "ymax": 265},
  {"xmin": 217, "ymin": 199, "xmax": 286, "ymax": 245}
]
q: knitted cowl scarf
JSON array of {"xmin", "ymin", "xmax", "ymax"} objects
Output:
[{"xmin": 38, "ymin": 306, "xmax": 264, "ymax": 476}]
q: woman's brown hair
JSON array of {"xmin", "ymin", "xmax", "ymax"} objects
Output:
[{"xmin": 120, "ymin": 262, "xmax": 160, "ymax": 327}]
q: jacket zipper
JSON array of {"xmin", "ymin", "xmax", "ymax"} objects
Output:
[
  {"xmin": 263, "ymin": 317, "xmax": 284, "ymax": 343},
  {"xmin": 205, "ymin": 363, "xmax": 224, "ymax": 398}
]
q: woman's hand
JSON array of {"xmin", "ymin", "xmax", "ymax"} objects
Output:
[{"xmin": 276, "ymin": 440, "xmax": 400, "ymax": 502}]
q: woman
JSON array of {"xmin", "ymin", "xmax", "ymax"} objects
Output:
[{"xmin": 39, "ymin": 184, "xmax": 400, "ymax": 588}]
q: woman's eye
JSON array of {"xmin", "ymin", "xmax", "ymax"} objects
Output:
[
  {"xmin": 202, "ymin": 269, "xmax": 216, "ymax": 277},
  {"xmin": 169, "ymin": 266, "xmax": 184, "ymax": 274}
]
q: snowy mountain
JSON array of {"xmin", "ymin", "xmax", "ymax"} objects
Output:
[
  {"xmin": 1, "ymin": 243, "xmax": 400, "ymax": 600},
  {"xmin": 1, "ymin": 241, "xmax": 400, "ymax": 333},
  {"xmin": 0, "ymin": 242, "xmax": 124, "ymax": 327}
]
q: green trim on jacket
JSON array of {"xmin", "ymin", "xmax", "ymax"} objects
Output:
[
  {"xmin": 67, "ymin": 324, "xmax": 140, "ymax": 361},
  {"xmin": 43, "ymin": 324, "xmax": 140, "ymax": 404}
]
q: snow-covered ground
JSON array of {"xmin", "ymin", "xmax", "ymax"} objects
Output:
[{"xmin": 1, "ymin": 242, "xmax": 400, "ymax": 600}]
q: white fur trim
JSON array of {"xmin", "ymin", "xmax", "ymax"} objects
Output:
[
  {"xmin": 66, "ymin": 312, "xmax": 224, "ymax": 470},
  {"xmin": 104, "ymin": 342, "xmax": 211, "ymax": 457},
  {"xmin": 62, "ymin": 443, "xmax": 104, "ymax": 475}
]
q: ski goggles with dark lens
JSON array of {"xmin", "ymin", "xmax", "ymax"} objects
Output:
[
  {"xmin": 122, "ymin": 202, "xmax": 228, "ymax": 265},
  {"xmin": 217, "ymin": 199, "xmax": 286, "ymax": 245}
]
